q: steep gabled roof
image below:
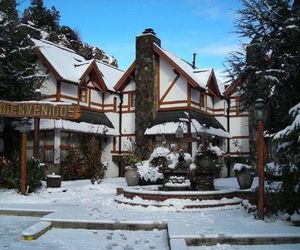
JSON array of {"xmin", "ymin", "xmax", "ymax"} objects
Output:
[
  {"xmin": 114, "ymin": 61, "xmax": 136, "ymax": 91},
  {"xmin": 206, "ymin": 69, "xmax": 222, "ymax": 98},
  {"xmin": 79, "ymin": 59, "xmax": 107, "ymax": 92},
  {"xmin": 95, "ymin": 60, "xmax": 124, "ymax": 91},
  {"xmin": 153, "ymin": 43, "xmax": 205, "ymax": 89},
  {"xmin": 153, "ymin": 44, "xmax": 222, "ymax": 97},
  {"xmin": 33, "ymin": 39, "xmax": 124, "ymax": 91},
  {"xmin": 223, "ymin": 74, "xmax": 245, "ymax": 97},
  {"xmin": 32, "ymin": 38, "xmax": 87, "ymax": 82}
]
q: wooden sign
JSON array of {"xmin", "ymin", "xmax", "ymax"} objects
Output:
[{"xmin": 0, "ymin": 101, "xmax": 80, "ymax": 120}]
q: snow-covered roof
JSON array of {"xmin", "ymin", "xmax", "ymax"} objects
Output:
[
  {"xmin": 95, "ymin": 61, "xmax": 124, "ymax": 90},
  {"xmin": 193, "ymin": 69, "xmax": 213, "ymax": 87},
  {"xmin": 28, "ymin": 119, "xmax": 119, "ymax": 136},
  {"xmin": 145, "ymin": 120, "xmax": 231, "ymax": 138},
  {"xmin": 33, "ymin": 38, "xmax": 88, "ymax": 83},
  {"xmin": 33, "ymin": 39, "xmax": 123, "ymax": 91},
  {"xmin": 154, "ymin": 44, "xmax": 216, "ymax": 89}
]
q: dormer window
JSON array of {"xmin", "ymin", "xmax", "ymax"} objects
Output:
[{"xmin": 79, "ymin": 88, "xmax": 88, "ymax": 103}]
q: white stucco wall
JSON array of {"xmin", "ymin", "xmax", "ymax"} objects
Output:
[
  {"xmin": 123, "ymin": 80, "xmax": 135, "ymax": 92},
  {"xmin": 61, "ymin": 82, "xmax": 77, "ymax": 98},
  {"xmin": 90, "ymin": 89, "xmax": 102, "ymax": 103},
  {"xmin": 102, "ymin": 137, "xmax": 119, "ymax": 177}
]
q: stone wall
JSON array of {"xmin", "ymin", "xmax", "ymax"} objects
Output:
[{"xmin": 135, "ymin": 29, "xmax": 161, "ymax": 159}]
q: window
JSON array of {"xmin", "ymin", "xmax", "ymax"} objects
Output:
[
  {"xmin": 26, "ymin": 131, "xmax": 54, "ymax": 162},
  {"xmin": 43, "ymin": 131, "xmax": 54, "ymax": 162},
  {"xmin": 200, "ymin": 93, "xmax": 205, "ymax": 108},
  {"xmin": 79, "ymin": 88, "xmax": 88, "ymax": 103},
  {"xmin": 60, "ymin": 131, "xmax": 79, "ymax": 161}
]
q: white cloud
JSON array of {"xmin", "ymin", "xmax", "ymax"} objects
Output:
[{"xmin": 198, "ymin": 43, "xmax": 241, "ymax": 57}]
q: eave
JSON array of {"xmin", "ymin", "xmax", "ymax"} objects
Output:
[
  {"xmin": 34, "ymin": 48, "xmax": 63, "ymax": 80},
  {"xmin": 153, "ymin": 44, "xmax": 205, "ymax": 90},
  {"xmin": 114, "ymin": 61, "xmax": 136, "ymax": 91}
]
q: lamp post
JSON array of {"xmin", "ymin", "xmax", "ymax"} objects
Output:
[
  {"xmin": 13, "ymin": 118, "xmax": 32, "ymax": 195},
  {"xmin": 254, "ymin": 99, "xmax": 266, "ymax": 220}
]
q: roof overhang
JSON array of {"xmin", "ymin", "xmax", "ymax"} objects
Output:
[
  {"xmin": 153, "ymin": 44, "xmax": 205, "ymax": 90},
  {"xmin": 27, "ymin": 107, "xmax": 118, "ymax": 136},
  {"xmin": 144, "ymin": 110, "xmax": 231, "ymax": 138},
  {"xmin": 114, "ymin": 61, "xmax": 136, "ymax": 91}
]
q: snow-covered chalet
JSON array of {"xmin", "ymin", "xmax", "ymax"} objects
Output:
[{"xmin": 4, "ymin": 28, "xmax": 250, "ymax": 177}]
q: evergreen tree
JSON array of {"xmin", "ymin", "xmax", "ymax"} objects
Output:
[
  {"xmin": 21, "ymin": 0, "xmax": 118, "ymax": 66},
  {"xmin": 22, "ymin": 0, "xmax": 60, "ymax": 32},
  {"xmin": 226, "ymin": 0, "xmax": 300, "ymax": 133},
  {"xmin": 0, "ymin": 0, "xmax": 42, "ymax": 101},
  {"xmin": 273, "ymin": 103, "xmax": 300, "ymax": 214},
  {"xmin": 226, "ymin": 0, "xmax": 300, "ymax": 215},
  {"xmin": 0, "ymin": 0, "xmax": 45, "ymax": 156}
]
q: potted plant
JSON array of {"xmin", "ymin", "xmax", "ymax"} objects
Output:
[
  {"xmin": 233, "ymin": 163, "xmax": 254, "ymax": 189},
  {"xmin": 123, "ymin": 147, "xmax": 142, "ymax": 186}
]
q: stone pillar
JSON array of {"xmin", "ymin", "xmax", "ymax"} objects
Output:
[{"xmin": 135, "ymin": 28, "xmax": 161, "ymax": 159}]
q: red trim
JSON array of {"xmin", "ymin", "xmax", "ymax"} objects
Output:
[
  {"xmin": 80, "ymin": 60, "xmax": 108, "ymax": 92},
  {"xmin": 153, "ymin": 44, "xmax": 204, "ymax": 90},
  {"xmin": 206, "ymin": 69, "xmax": 222, "ymax": 99},
  {"xmin": 160, "ymin": 73, "xmax": 180, "ymax": 102},
  {"xmin": 114, "ymin": 61, "xmax": 136, "ymax": 91},
  {"xmin": 224, "ymin": 74, "xmax": 245, "ymax": 97},
  {"xmin": 34, "ymin": 48, "xmax": 62, "ymax": 80}
]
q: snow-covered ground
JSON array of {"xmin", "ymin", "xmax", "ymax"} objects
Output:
[
  {"xmin": 188, "ymin": 244, "xmax": 300, "ymax": 250},
  {"xmin": 1, "ymin": 217, "xmax": 168, "ymax": 250},
  {"xmin": 0, "ymin": 177, "xmax": 300, "ymax": 249}
]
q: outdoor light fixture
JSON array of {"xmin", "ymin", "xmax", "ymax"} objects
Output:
[
  {"xmin": 254, "ymin": 98, "xmax": 266, "ymax": 220},
  {"xmin": 12, "ymin": 117, "xmax": 32, "ymax": 132},
  {"xmin": 254, "ymin": 98, "xmax": 266, "ymax": 122},
  {"xmin": 175, "ymin": 124, "xmax": 184, "ymax": 138}
]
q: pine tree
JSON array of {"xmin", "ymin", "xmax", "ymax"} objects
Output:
[
  {"xmin": 0, "ymin": 0, "xmax": 42, "ymax": 101},
  {"xmin": 22, "ymin": 0, "xmax": 60, "ymax": 32},
  {"xmin": 0, "ymin": 0, "xmax": 45, "ymax": 156},
  {"xmin": 273, "ymin": 103, "xmax": 300, "ymax": 214},
  {"xmin": 226, "ymin": 0, "xmax": 300, "ymax": 133},
  {"xmin": 226, "ymin": 0, "xmax": 300, "ymax": 215}
]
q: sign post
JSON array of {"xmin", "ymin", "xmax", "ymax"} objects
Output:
[{"xmin": 33, "ymin": 91, "xmax": 41, "ymax": 158}]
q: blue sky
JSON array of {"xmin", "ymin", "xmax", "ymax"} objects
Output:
[{"xmin": 18, "ymin": 0, "xmax": 243, "ymax": 80}]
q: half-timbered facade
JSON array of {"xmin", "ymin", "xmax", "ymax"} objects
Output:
[
  {"xmin": 115, "ymin": 29, "xmax": 230, "ymax": 159},
  {"xmin": 223, "ymin": 76, "xmax": 250, "ymax": 161},
  {"xmin": 29, "ymin": 39, "xmax": 123, "ymax": 177},
  {"xmin": 0, "ymin": 29, "xmax": 250, "ymax": 178}
]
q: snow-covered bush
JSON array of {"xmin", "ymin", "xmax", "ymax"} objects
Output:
[
  {"xmin": 136, "ymin": 146, "xmax": 193, "ymax": 184},
  {"xmin": 193, "ymin": 139, "xmax": 225, "ymax": 177},
  {"xmin": 136, "ymin": 161, "xmax": 163, "ymax": 183},
  {"xmin": 149, "ymin": 147, "xmax": 170, "ymax": 167}
]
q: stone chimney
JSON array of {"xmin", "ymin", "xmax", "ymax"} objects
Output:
[{"xmin": 135, "ymin": 28, "xmax": 161, "ymax": 159}]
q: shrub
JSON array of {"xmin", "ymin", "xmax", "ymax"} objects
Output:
[
  {"xmin": 0, "ymin": 155, "xmax": 44, "ymax": 193},
  {"xmin": 60, "ymin": 135, "xmax": 107, "ymax": 183}
]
